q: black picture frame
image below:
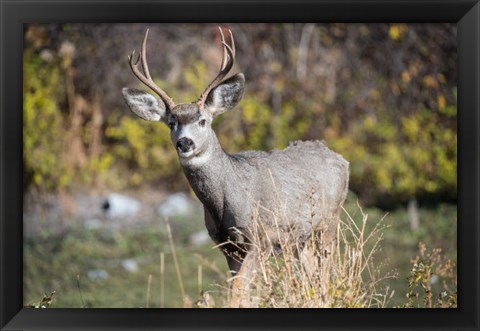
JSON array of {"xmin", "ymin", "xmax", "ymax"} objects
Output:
[{"xmin": 1, "ymin": 0, "xmax": 479, "ymax": 330}]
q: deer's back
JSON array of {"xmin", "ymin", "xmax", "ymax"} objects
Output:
[{"xmin": 230, "ymin": 140, "xmax": 349, "ymax": 241}]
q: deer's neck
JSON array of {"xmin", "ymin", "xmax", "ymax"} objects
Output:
[{"xmin": 181, "ymin": 136, "xmax": 233, "ymax": 216}]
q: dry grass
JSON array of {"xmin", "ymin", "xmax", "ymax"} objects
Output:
[
  {"xmin": 197, "ymin": 202, "xmax": 396, "ymax": 308},
  {"xmin": 403, "ymin": 242, "xmax": 457, "ymax": 308}
]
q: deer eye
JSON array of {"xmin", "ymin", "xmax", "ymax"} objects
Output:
[{"xmin": 199, "ymin": 119, "xmax": 206, "ymax": 127}]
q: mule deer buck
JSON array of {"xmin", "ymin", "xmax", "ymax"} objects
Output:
[{"xmin": 122, "ymin": 28, "xmax": 349, "ymax": 307}]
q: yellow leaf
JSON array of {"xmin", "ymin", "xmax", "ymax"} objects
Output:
[
  {"xmin": 437, "ymin": 94, "xmax": 446, "ymax": 110},
  {"xmin": 389, "ymin": 24, "xmax": 407, "ymax": 41},
  {"xmin": 389, "ymin": 26, "xmax": 401, "ymax": 40},
  {"xmin": 422, "ymin": 75, "xmax": 438, "ymax": 88},
  {"xmin": 401, "ymin": 71, "xmax": 411, "ymax": 83}
]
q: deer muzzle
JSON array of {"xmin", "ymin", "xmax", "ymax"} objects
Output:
[{"xmin": 176, "ymin": 137, "xmax": 195, "ymax": 155}]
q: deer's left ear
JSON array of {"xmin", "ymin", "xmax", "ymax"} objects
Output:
[
  {"xmin": 205, "ymin": 73, "xmax": 245, "ymax": 117},
  {"xmin": 122, "ymin": 87, "xmax": 167, "ymax": 122}
]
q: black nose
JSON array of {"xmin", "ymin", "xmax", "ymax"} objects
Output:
[{"xmin": 176, "ymin": 138, "xmax": 195, "ymax": 153}]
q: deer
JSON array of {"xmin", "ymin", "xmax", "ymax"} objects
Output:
[{"xmin": 122, "ymin": 27, "xmax": 349, "ymax": 307}]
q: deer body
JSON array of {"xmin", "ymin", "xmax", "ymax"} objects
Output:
[
  {"xmin": 122, "ymin": 28, "xmax": 349, "ymax": 307},
  {"xmin": 183, "ymin": 140, "xmax": 348, "ymax": 248}
]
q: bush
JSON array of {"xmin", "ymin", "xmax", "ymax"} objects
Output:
[
  {"xmin": 402, "ymin": 242, "xmax": 457, "ymax": 308},
  {"xmin": 23, "ymin": 49, "xmax": 70, "ymax": 190},
  {"xmin": 329, "ymin": 106, "xmax": 456, "ymax": 206}
]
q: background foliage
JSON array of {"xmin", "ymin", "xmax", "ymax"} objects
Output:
[{"xmin": 24, "ymin": 23, "xmax": 456, "ymax": 207}]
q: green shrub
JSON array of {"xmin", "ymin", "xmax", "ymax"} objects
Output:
[
  {"xmin": 23, "ymin": 50, "xmax": 70, "ymax": 190},
  {"xmin": 329, "ymin": 106, "xmax": 456, "ymax": 204},
  {"xmin": 402, "ymin": 243, "xmax": 457, "ymax": 308}
]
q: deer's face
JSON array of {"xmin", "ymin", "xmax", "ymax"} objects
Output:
[
  {"xmin": 122, "ymin": 73, "xmax": 245, "ymax": 165},
  {"xmin": 167, "ymin": 103, "xmax": 214, "ymax": 160}
]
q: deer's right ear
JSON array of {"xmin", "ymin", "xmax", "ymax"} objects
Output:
[
  {"xmin": 205, "ymin": 73, "xmax": 245, "ymax": 117},
  {"xmin": 122, "ymin": 88, "xmax": 167, "ymax": 122}
]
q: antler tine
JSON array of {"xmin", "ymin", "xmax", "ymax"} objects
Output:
[
  {"xmin": 218, "ymin": 27, "xmax": 235, "ymax": 71},
  {"xmin": 218, "ymin": 28, "xmax": 228, "ymax": 71},
  {"xmin": 229, "ymin": 29, "xmax": 235, "ymax": 62},
  {"xmin": 219, "ymin": 28, "xmax": 236, "ymax": 71},
  {"xmin": 197, "ymin": 27, "xmax": 236, "ymax": 108},
  {"xmin": 141, "ymin": 29, "xmax": 152, "ymax": 81},
  {"xmin": 128, "ymin": 29, "xmax": 176, "ymax": 110}
]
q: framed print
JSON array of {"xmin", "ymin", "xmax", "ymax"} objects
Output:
[{"xmin": 1, "ymin": 0, "xmax": 479, "ymax": 330}]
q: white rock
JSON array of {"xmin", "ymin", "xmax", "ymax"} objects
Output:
[
  {"xmin": 121, "ymin": 259, "xmax": 139, "ymax": 273},
  {"xmin": 157, "ymin": 193, "xmax": 194, "ymax": 217},
  {"xmin": 103, "ymin": 193, "xmax": 141, "ymax": 218}
]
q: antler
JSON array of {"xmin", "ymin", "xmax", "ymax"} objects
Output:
[
  {"xmin": 128, "ymin": 29, "xmax": 176, "ymax": 110},
  {"xmin": 197, "ymin": 27, "xmax": 236, "ymax": 108}
]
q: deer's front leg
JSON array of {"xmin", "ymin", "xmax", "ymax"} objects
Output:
[{"xmin": 228, "ymin": 250, "xmax": 257, "ymax": 308}]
